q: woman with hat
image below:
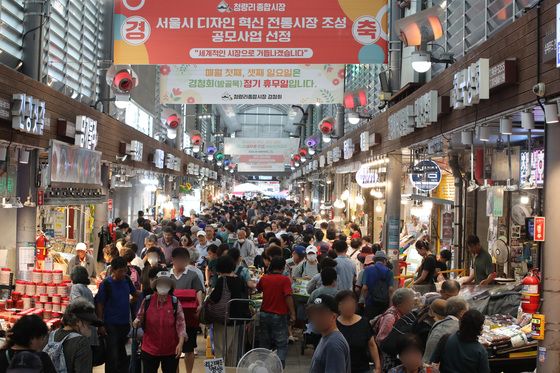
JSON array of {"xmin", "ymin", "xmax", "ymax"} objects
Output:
[
  {"xmin": 133, "ymin": 271, "xmax": 187, "ymax": 373},
  {"xmin": 51, "ymin": 298, "xmax": 104, "ymax": 373}
]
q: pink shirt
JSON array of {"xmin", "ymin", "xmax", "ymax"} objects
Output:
[{"xmin": 376, "ymin": 306, "xmax": 402, "ymax": 343}]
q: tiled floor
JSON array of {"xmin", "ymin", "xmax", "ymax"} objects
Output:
[{"xmin": 94, "ymin": 334, "xmax": 313, "ymax": 372}]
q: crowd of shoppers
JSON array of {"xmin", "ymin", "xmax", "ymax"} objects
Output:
[{"xmin": 0, "ymin": 200, "xmax": 496, "ymax": 373}]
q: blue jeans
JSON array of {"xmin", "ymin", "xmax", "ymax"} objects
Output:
[{"xmin": 259, "ymin": 312, "xmax": 289, "ymax": 366}]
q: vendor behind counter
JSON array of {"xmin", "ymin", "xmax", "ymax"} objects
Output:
[{"xmin": 462, "ymin": 235, "xmax": 496, "ymax": 286}]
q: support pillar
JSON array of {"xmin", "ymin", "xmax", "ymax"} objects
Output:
[
  {"xmin": 16, "ymin": 151, "xmax": 37, "ymax": 274},
  {"xmin": 384, "ymin": 154, "xmax": 401, "ymax": 269},
  {"xmin": 538, "ymin": 124, "xmax": 560, "ymax": 372}
]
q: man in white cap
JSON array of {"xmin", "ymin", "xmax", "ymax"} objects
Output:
[
  {"xmin": 67, "ymin": 242, "xmax": 97, "ymax": 279},
  {"xmin": 292, "ymin": 245, "xmax": 320, "ymax": 279}
]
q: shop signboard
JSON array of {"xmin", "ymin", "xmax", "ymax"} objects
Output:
[
  {"xmin": 48, "ymin": 140, "xmax": 102, "ymax": 186},
  {"xmin": 489, "ymin": 59, "xmax": 517, "ymax": 91},
  {"xmin": 113, "ymin": 0, "xmax": 389, "ymax": 65},
  {"xmin": 165, "ymin": 154, "xmax": 181, "ymax": 171},
  {"xmin": 75, "ymin": 116, "xmax": 98, "ymax": 150},
  {"xmin": 326, "ymin": 150, "xmax": 333, "ymax": 165},
  {"xmin": 332, "ymin": 147, "xmax": 341, "ymax": 163},
  {"xmin": 451, "ymin": 58, "xmax": 490, "ymax": 110},
  {"xmin": 153, "ymin": 149, "xmax": 165, "ymax": 169},
  {"xmin": 414, "ymin": 90, "xmax": 439, "ymax": 128},
  {"xmin": 160, "ymin": 64, "xmax": 345, "ymax": 105},
  {"xmin": 343, "ymin": 138, "xmax": 354, "ymax": 160},
  {"xmin": 319, "ymin": 155, "xmax": 325, "ymax": 168},
  {"xmin": 360, "ymin": 131, "xmax": 370, "ymax": 151},
  {"xmin": 409, "ymin": 160, "xmax": 442, "ymax": 192},
  {"xmin": 11, "ymin": 94, "xmax": 46, "ymax": 136},
  {"xmin": 108, "ymin": 199, "xmax": 113, "ymax": 211},
  {"xmin": 388, "ymin": 104, "xmax": 414, "ymax": 140},
  {"xmin": 535, "ymin": 216, "xmax": 545, "ymax": 242}
]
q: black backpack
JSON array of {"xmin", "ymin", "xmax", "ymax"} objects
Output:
[{"xmin": 367, "ymin": 265, "xmax": 390, "ymax": 304}]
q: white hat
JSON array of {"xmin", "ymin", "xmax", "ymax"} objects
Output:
[
  {"xmin": 76, "ymin": 242, "xmax": 87, "ymax": 252},
  {"xmin": 197, "ymin": 231, "xmax": 207, "ymax": 237},
  {"xmin": 306, "ymin": 245, "xmax": 317, "ymax": 255}
]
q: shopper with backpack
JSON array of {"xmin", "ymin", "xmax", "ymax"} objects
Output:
[
  {"xmin": 360, "ymin": 251, "xmax": 395, "ymax": 321},
  {"xmin": 132, "ymin": 271, "xmax": 186, "ymax": 373},
  {"xmin": 95, "ymin": 257, "xmax": 139, "ymax": 373},
  {"xmin": 48, "ymin": 298, "xmax": 103, "ymax": 373},
  {"xmin": 0, "ymin": 315, "xmax": 56, "ymax": 373}
]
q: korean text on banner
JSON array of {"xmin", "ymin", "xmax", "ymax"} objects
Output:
[
  {"xmin": 224, "ymin": 138, "xmax": 299, "ymax": 173},
  {"xmin": 160, "ymin": 64, "xmax": 345, "ymax": 105},
  {"xmin": 113, "ymin": 0, "xmax": 388, "ymax": 64}
]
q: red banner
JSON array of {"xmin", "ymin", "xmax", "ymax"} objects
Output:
[{"xmin": 114, "ymin": 0, "xmax": 388, "ymax": 64}]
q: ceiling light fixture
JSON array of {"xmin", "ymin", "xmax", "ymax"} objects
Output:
[
  {"xmin": 347, "ymin": 111, "xmax": 360, "ymax": 125},
  {"xmin": 479, "ymin": 126, "xmax": 490, "ymax": 142},
  {"xmin": 411, "ymin": 50, "xmax": 432, "ymax": 73},
  {"xmin": 500, "ymin": 117, "xmax": 513, "ymax": 135},
  {"xmin": 521, "ymin": 110, "xmax": 535, "ymax": 130},
  {"xmin": 544, "ymin": 102, "xmax": 559, "ymax": 124}
]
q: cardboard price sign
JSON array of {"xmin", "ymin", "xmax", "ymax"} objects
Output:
[{"xmin": 534, "ymin": 216, "xmax": 545, "ymax": 242}]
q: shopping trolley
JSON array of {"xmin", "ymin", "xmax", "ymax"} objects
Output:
[{"xmin": 221, "ymin": 298, "xmax": 258, "ymax": 367}]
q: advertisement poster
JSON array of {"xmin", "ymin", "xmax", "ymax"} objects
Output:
[
  {"xmin": 224, "ymin": 138, "xmax": 298, "ymax": 173},
  {"xmin": 160, "ymin": 64, "xmax": 345, "ymax": 105},
  {"xmin": 114, "ymin": 0, "xmax": 388, "ymax": 64}
]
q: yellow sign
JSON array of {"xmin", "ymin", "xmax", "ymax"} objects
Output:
[
  {"xmin": 531, "ymin": 314, "xmax": 545, "ymax": 340},
  {"xmin": 434, "ymin": 174, "xmax": 454, "ymax": 201}
]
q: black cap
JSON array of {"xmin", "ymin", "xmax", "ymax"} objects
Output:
[{"xmin": 307, "ymin": 294, "xmax": 338, "ymax": 314}]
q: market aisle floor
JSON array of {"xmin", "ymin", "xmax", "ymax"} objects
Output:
[{"xmin": 93, "ymin": 334, "xmax": 313, "ymax": 372}]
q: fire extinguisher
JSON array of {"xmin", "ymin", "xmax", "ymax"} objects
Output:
[{"xmin": 521, "ymin": 268, "xmax": 541, "ymax": 314}]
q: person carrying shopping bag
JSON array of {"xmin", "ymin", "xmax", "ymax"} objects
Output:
[{"xmin": 133, "ymin": 271, "xmax": 187, "ymax": 373}]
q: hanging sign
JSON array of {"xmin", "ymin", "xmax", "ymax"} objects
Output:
[
  {"xmin": 11, "ymin": 94, "xmax": 46, "ymax": 135},
  {"xmin": 360, "ymin": 131, "xmax": 370, "ymax": 151},
  {"xmin": 534, "ymin": 216, "xmax": 545, "ymax": 242},
  {"xmin": 113, "ymin": 0, "xmax": 389, "ymax": 65},
  {"xmin": 355, "ymin": 163, "xmax": 381, "ymax": 188},
  {"xmin": 319, "ymin": 155, "xmax": 325, "ymax": 168},
  {"xmin": 160, "ymin": 64, "xmax": 344, "ymax": 104},
  {"xmin": 108, "ymin": 199, "xmax": 113, "ymax": 211},
  {"xmin": 410, "ymin": 160, "xmax": 442, "ymax": 192}
]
